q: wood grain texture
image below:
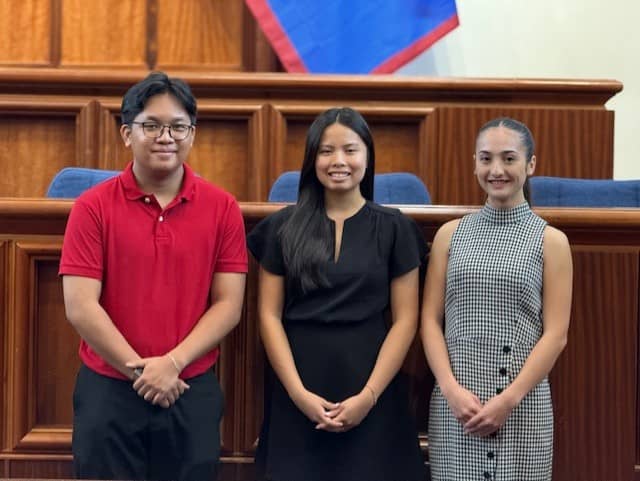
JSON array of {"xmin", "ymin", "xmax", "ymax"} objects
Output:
[
  {"xmin": 2, "ymin": 201, "xmax": 640, "ymax": 480},
  {"xmin": 156, "ymin": 0, "xmax": 243, "ymax": 70},
  {"xmin": 268, "ymin": 103, "xmax": 435, "ymax": 200},
  {"xmin": 241, "ymin": 2, "xmax": 280, "ymax": 73},
  {"xmin": 0, "ymin": 116, "xmax": 76, "ymax": 197},
  {"xmin": 60, "ymin": 0, "xmax": 146, "ymax": 68},
  {"xmin": 34, "ymin": 260, "xmax": 79, "ymax": 427},
  {"xmin": 188, "ymin": 119, "xmax": 250, "ymax": 199},
  {"xmin": 0, "ymin": 241, "xmax": 7, "ymax": 455},
  {"xmin": 8, "ymin": 241, "xmax": 70, "ymax": 451},
  {"xmin": 0, "ymin": 69, "xmax": 622, "ymax": 102},
  {"xmin": 551, "ymin": 247, "xmax": 638, "ymax": 481},
  {"xmin": 6, "ymin": 455, "xmax": 73, "ymax": 478},
  {"xmin": 0, "ymin": 0, "xmax": 278, "ymax": 72},
  {"xmin": 0, "ymin": 0, "xmax": 51, "ymax": 66},
  {"xmin": 434, "ymin": 107, "xmax": 615, "ymax": 205},
  {"xmin": 0, "ymin": 72, "xmax": 620, "ymax": 202}
]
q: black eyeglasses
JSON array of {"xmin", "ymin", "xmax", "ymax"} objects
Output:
[{"xmin": 130, "ymin": 121, "xmax": 194, "ymax": 141}]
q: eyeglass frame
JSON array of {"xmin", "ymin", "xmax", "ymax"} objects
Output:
[{"xmin": 129, "ymin": 121, "xmax": 195, "ymax": 141}]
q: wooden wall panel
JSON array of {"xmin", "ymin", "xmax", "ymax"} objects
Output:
[
  {"xmin": 60, "ymin": 0, "xmax": 146, "ymax": 68},
  {"xmin": 0, "ymin": 0, "xmax": 52, "ymax": 66},
  {"xmin": 35, "ymin": 260, "xmax": 78, "ymax": 426},
  {"xmin": 0, "ymin": 74, "xmax": 621, "ymax": 201},
  {"xmin": 0, "ymin": 0, "xmax": 274, "ymax": 71},
  {"xmin": 1, "ymin": 202, "xmax": 640, "ymax": 480},
  {"xmin": 550, "ymin": 247, "xmax": 638, "ymax": 481},
  {"xmin": 0, "ymin": 117, "xmax": 76, "ymax": 197},
  {"xmin": 279, "ymin": 113, "xmax": 429, "ymax": 177},
  {"xmin": 156, "ymin": 0, "xmax": 244, "ymax": 71},
  {"xmin": 270, "ymin": 104, "xmax": 435, "ymax": 201},
  {"xmin": 6, "ymin": 456, "xmax": 73, "ymax": 478},
  {"xmin": 96, "ymin": 102, "xmax": 264, "ymax": 201},
  {"xmin": 189, "ymin": 119, "xmax": 250, "ymax": 200},
  {"xmin": 435, "ymin": 107, "xmax": 615, "ymax": 205},
  {"xmin": 0, "ymin": 241, "xmax": 6, "ymax": 458},
  {"xmin": 217, "ymin": 255, "xmax": 264, "ymax": 456},
  {"xmin": 7, "ymin": 240, "xmax": 72, "ymax": 452},
  {"xmin": 370, "ymin": 121, "xmax": 421, "ymax": 172},
  {"xmin": 96, "ymin": 102, "xmax": 130, "ymax": 170}
]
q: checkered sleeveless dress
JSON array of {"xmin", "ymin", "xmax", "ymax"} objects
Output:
[{"xmin": 428, "ymin": 202, "xmax": 552, "ymax": 481}]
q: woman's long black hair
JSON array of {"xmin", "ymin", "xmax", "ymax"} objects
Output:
[
  {"xmin": 279, "ymin": 107, "xmax": 375, "ymax": 293},
  {"xmin": 477, "ymin": 117, "xmax": 536, "ymax": 205}
]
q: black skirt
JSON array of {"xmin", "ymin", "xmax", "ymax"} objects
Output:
[{"xmin": 255, "ymin": 316, "xmax": 425, "ymax": 481}]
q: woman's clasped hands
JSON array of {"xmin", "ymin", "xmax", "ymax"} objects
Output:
[{"xmin": 292, "ymin": 387, "xmax": 375, "ymax": 433}]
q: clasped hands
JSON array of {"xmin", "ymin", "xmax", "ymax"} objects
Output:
[
  {"xmin": 445, "ymin": 384, "xmax": 516, "ymax": 437},
  {"xmin": 126, "ymin": 355, "xmax": 189, "ymax": 409},
  {"xmin": 293, "ymin": 388, "xmax": 375, "ymax": 433}
]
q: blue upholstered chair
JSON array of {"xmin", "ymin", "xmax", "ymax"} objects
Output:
[
  {"xmin": 268, "ymin": 171, "xmax": 431, "ymax": 204},
  {"xmin": 46, "ymin": 167, "xmax": 120, "ymax": 198},
  {"xmin": 529, "ymin": 176, "xmax": 640, "ymax": 207}
]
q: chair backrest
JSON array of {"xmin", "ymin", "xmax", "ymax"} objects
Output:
[
  {"xmin": 268, "ymin": 171, "xmax": 431, "ymax": 204},
  {"xmin": 46, "ymin": 167, "xmax": 120, "ymax": 198},
  {"xmin": 267, "ymin": 171, "xmax": 300, "ymax": 202},
  {"xmin": 529, "ymin": 176, "xmax": 640, "ymax": 207}
]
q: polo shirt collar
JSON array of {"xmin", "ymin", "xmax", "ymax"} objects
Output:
[{"xmin": 120, "ymin": 161, "xmax": 197, "ymax": 203}]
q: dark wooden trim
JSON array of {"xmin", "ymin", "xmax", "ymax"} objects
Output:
[
  {"xmin": 0, "ymin": 68, "xmax": 622, "ymax": 104},
  {"xmin": 146, "ymin": 0, "xmax": 158, "ymax": 69},
  {"xmin": 49, "ymin": 0, "xmax": 62, "ymax": 67}
]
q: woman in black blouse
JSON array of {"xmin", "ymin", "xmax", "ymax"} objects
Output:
[{"xmin": 248, "ymin": 107, "xmax": 426, "ymax": 481}]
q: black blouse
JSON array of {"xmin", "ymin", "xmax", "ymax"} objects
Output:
[{"xmin": 247, "ymin": 201, "xmax": 427, "ymax": 325}]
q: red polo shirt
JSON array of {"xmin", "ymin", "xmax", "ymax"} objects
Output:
[{"xmin": 59, "ymin": 162, "xmax": 248, "ymax": 380}]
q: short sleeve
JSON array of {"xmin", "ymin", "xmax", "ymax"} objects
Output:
[
  {"xmin": 390, "ymin": 213, "xmax": 428, "ymax": 279},
  {"xmin": 246, "ymin": 206, "xmax": 293, "ymax": 276},
  {"xmin": 59, "ymin": 198, "xmax": 104, "ymax": 280},
  {"xmin": 214, "ymin": 198, "xmax": 248, "ymax": 273}
]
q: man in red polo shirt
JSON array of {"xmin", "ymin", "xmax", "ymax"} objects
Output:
[{"xmin": 59, "ymin": 72, "xmax": 247, "ymax": 481}]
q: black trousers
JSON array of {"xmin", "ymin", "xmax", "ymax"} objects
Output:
[{"xmin": 72, "ymin": 364, "xmax": 223, "ymax": 481}]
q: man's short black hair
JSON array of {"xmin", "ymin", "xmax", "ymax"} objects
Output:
[{"xmin": 121, "ymin": 71, "xmax": 197, "ymax": 125}]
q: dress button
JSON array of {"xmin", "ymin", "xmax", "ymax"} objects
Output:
[
  {"xmin": 496, "ymin": 387, "xmax": 503, "ymax": 394},
  {"xmin": 144, "ymin": 197, "xmax": 150, "ymax": 203},
  {"xmin": 502, "ymin": 345, "xmax": 511, "ymax": 354},
  {"xmin": 487, "ymin": 451, "xmax": 495, "ymax": 459},
  {"xmin": 483, "ymin": 471, "xmax": 492, "ymax": 479},
  {"xmin": 159, "ymin": 215, "xmax": 164, "ymax": 222},
  {"xmin": 499, "ymin": 367, "xmax": 507, "ymax": 376}
]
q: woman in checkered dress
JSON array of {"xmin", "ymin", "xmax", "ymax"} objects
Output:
[{"xmin": 421, "ymin": 118, "xmax": 573, "ymax": 480}]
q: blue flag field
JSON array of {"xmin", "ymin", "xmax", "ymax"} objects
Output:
[{"xmin": 246, "ymin": 0, "xmax": 459, "ymax": 73}]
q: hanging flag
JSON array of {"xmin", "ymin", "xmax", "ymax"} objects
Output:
[{"xmin": 245, "ymin": 0, "xmax": 459, "ymax": 74}]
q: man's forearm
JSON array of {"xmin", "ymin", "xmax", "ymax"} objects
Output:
[
  {"xmin": 68, "ymin": 301, "xmax": 140, "ymax": 378},
  {"xmin": 169, "ymin": 299, "xmax": 243, "ymax": 372}
]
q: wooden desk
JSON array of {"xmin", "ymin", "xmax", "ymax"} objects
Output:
[
  {"xmin": 1, "ymin": 200, "xmax": 638, "ymax": 481},
  {"xmin": 0, "ymin": 69, "xmax": 622, "ymax": 205}
]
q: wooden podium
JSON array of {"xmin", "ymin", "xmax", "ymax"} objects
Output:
[{"xmin": 1, "ymin": 200, "xmax": 639, "ymax": 481}]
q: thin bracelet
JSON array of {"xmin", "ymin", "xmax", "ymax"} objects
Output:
[
  {"xmin": 167, "ymin": 353, "xmax": 182, "ymax": 374},
  {"xmin": 364, "ymin": 385, "xmax": 377, "ymax": 406}
]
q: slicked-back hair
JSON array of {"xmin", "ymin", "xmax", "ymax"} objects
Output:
[
  {"xmin": 280, "ymin": 107, "xmax": 375, "ymax": 293},
  {"xmin": 121, "ymin": 71, "xmax": 197, "ymax": 126},
  {"xmin": 477, "ymin": 117, "xmax": 535, "ymax": 204}
]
